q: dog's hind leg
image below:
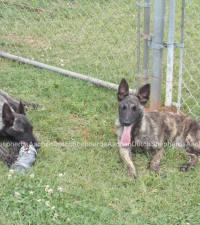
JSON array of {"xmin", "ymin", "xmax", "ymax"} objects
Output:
[
  {"xmin": 119, "ymin": 147, "xmax": 137, "ymax": 179},
  {"xmin": 180, "ymin": 122, "xmax": 200, "ymax": 171},
  {"xmin": 0, "ymin": 89, "xmax": 38, "ymax": 110},
  {"xmin": 180, "ymin": 149, "xmax": 198, "ymax": 171},
  {"xmin": 181, "ymin": 130, "xmax": 200, "ymax": 171},
  {"xmin": 150, "ymin": 148, "xmax": 164, "ymax": 173}
]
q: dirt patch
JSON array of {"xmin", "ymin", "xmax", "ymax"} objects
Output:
[
  {"xmin": 69, "ymin": 114, "xmax": 90, "ymax": 140},
  {"xmin": 9, "ymin": 33, "xmax": 51, "ymax": 48},
  {"xmin": 145, "ymin": 106, "xmax": 178, "ymax": 113},
  {"xmin": 78, "ymin": 125, "xmax": 90, "ymax": 140}
]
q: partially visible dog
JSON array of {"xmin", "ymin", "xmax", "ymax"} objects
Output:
[
  {"xmin": 0, "ymin": 89, "xmax": 40, "ymax": 166},
  {"xmin": 115, "ymin": 78, "xmax": 200, "ymax": 179}
]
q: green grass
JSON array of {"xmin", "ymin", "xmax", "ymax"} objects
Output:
[
  {"xmin": 0, "ymin": 0, "xmax": 138, "ymax": 85},
  {"xmin": 1, "ymin": 58, "xmax": 200, "ymax": 225},
  {"xmin": 1, "ymin": 0, "xmax": 200, "ymax": 224}
]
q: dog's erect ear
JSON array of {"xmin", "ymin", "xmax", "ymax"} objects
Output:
[
  {"xmin": 137, "ymin": 83, "xmax": 150, "ymax": 106},
  {"xmin": 16, "ymin": 101, "xmax": 26, "ymax": 115},
  {"xmin": 2, "ymin": 103, "xmax": 15, "ymax": 126},
  {"xmin": 117, "ymin": 78, "xmax": 129, "ymax": 102}
]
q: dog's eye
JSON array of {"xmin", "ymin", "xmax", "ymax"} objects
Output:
[
  {"xmin": 132, "ymin": 106, "xmax": 136, "ymax": 111},
  {"xmin": 122, "ymin": 105, "xmax": 127, "ymax": 110}
]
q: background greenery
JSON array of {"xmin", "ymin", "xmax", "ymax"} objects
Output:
[{"xmin": 1, "ymin": 0, "xmax": 199, "ymax": 118}]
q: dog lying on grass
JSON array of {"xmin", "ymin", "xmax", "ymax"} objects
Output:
[
  {"xmin": 115, "ymin": 78, "xmax": 200, "ymax": 179},
  {"xmin": 0, "ymin": 89, "xmax": 40, "ymax": 166}
]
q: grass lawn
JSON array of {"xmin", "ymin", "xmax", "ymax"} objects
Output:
[
  {"xmin": 0, "ymin": 58, "xmax": 200, "ymax": 225},
  {"xmin": 1, "ymin": 0, "xmax": 200, "ymax": 224}
]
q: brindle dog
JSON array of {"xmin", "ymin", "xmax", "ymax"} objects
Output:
[{"xmin": 115, "ymin": 78, "xmax": 200, "ymax": 179}]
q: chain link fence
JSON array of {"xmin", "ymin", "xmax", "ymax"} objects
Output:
[
  {"xmin": 150, "ymin": 0, "xmax": 200, "ymax": 120},
  {"xmin": 176, "ymin": 0, "xmax": 200, "ymax": 120},
  {"xmin": 0, "ymin": 0, "xmax": 200, "ymax": 119},
  {"xmin": 0, "ymin": 0, "xmax": 139, "ymax": 89}
]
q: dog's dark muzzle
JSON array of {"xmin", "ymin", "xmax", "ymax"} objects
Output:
[{"xmin": 123, "ymin": 120, "xmax": 132, "ymax": 126}]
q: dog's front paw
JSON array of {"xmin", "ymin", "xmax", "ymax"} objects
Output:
[
  {"xmin": 180, "ymin": 162, "xmax": 190, "ymax": 171},
  {"xmin": 150, "ymin": 163, "xmax": 160, "ymax": 173},
  {"xmin": 127, "ymin": 165, "xmax": 137, "ymax": 179},
  {"xmin": 31, "ymin": 103, "xmax": 39, "ymax": 110},
  {"xmin": 5, "ymin": 154, "xmax": 17, "ymax": 167},
  {"xmin": 23, "ymin": 101, "xmax": 39, "ymax": 110},
  {"xmin": 132, "ymin": 174, "xmax": 137, "ymax": 179}
]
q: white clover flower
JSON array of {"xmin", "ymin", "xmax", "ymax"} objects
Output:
[
  {"xmin": 52, "ymin": 213, "xmax": 59, "ymax": 220},
  {"xmin": 47, "ymin": 189, "xmax": 53, "ymax": 194},
  {"xmin": 9, "ymin": 169, "xmax": 15, "ymax": 174},
  {"xmin": 54, "ymin": 213, "xmax": 59, "ymax": 218},
  {"xmin": 29, "ymin": 191, "xmax": 34, "ymax": 195},
  {"xmin": 57, "ymin": 187, "xmax": 63, "ymax": 192},
  {"xmin": 8, "ymin": 174, "xmax": 12, "ymax": 180},
  {"xmin": 30, "ymin": 174, "xmax": 34, "ymax": 178},
  {"xmin": 37, "ymin": 199, "xmax": 42, "ymax": 202},
  {"xmin": 14, "ymin": 192, "xmax": 20, "ymax": 197},
  {"xmin": 45, "ymin": 185, "xmax": 50, "ymax": 192},
  {"xmin": 51, "ymin": 206, "xmax": 55, "ymax": 210},
  {"xmin": 58, "ymin": 173, "xmax": 64, "ymax": 177},
  {"xmin": 45, "ymin": 200, "xmax": 50, "ymax": 207},
  {"xmin": 45, "ymin": 185, "xmax": 53, "ymax": 194}
]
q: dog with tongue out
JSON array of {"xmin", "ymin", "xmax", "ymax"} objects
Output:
[
  {"xmin": 116, "ymin": 78, "xmax": 200, "ymax": 179},
  {"xmin": 115, "ymin": 78, "xmax": 150, "ymax": 179}
]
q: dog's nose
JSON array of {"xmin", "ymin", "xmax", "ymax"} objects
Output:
[{"xmin": 123, "ymin": 121, "xmax": 131, "ymax": 126}]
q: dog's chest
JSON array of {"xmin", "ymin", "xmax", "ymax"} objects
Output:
[{"xmin": 115, "ymin": 117, "xmax": 153, "ymax": 150}]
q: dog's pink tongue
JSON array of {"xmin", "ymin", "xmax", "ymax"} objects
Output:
[{"xmin": 121, "ymin": 125, "xmax": 132, "ymax": 146}]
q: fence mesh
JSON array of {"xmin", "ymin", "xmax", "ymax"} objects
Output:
[
  {"xmin": 0, "ymin": 0, "xmax": 139, "ymax": 86},
  {"xmin": 177, "ymin": 0, "xmax": 200, "ymax": 120},
  {"xmin": 0, "ymin": 0, "xmax": 200, "ymax": 119},
  {"xmin": 158, "ymin": 0, "xmax": 200, "ymax": 120}
]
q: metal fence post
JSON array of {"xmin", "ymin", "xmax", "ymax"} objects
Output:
[
  {"xmin": 136, "ymin": 0, "xmax": 150, "ymax": 90},
  {"xmin": 150, "ymin": 0, "xmax": 166, "ymax": 111},
  {"xmin": 142, "ymin": 0, "xmax": 150, "ymax": 85},
  {"xmin": 136, "ymin": 0, "xmax": 141, "ymax": 91},
  {"xmin": 165, "ymin": 0, "xmax": 176, "ymax": 111},
  {"xmin": 177, "ymin": 0, "xmax": 185, "ymax": 113}
]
